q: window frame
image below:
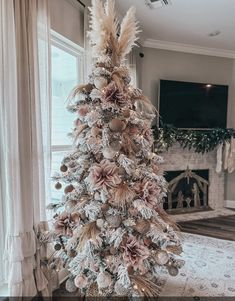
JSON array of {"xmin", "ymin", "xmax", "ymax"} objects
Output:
[{"xmin": 50, "ymin": 30, "xmax": 84, "ymax": 199}]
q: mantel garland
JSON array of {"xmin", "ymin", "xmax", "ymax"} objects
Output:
[{"xmin": 153, "ymin": 124, "xmax": 235, "ymax": 154}]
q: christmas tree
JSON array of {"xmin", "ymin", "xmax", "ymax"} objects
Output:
[{"xmin": 49, "ymin": 0, "xmax": 184, "ymax": 297}]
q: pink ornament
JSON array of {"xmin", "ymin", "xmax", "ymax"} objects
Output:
[{"xmin": 74, "ymin": 275, "xmax": 88, "ymax": 289}]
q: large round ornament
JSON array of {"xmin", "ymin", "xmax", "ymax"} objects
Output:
[
  {"xmin": 134, "ymin": 219, "xmax": 150, "ymax": 234},
  {"xmin": 64, "ymin": 184, "xmax": 74, "ymax": 194},
  {"xmin": 106, "ymin": 215, "xmax": 122, "ymax": 227},
  {"xmin": 96, "ymin": 271, "xmax": 112, "ymax": 289},
  {"xmin": 74, "ymin": 275, "xmax": 88, "ymax": 289},
  {"xmin": 103, "ymin": 147, "xmax": 117, "ymax": 159},
  {"xmin": 109, "ymin": 118, "xmax": 126, "ymax": 132},
  {"xmin": 94, "ymin": 76, "xmax": 108, "ymax": 90},
  {"xmin": 65, "ymin": 278, "xmax": 77, "ymax": 293},
  {"xmin": 155, "ymin": 250, "xmax": 169, "ymax": 265}
]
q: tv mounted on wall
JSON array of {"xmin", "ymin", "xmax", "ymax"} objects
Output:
[{"xmin": 158, "ymin": 79, "xmax": 229, "ymax": 129}]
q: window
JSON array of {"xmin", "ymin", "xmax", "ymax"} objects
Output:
[{"xmin": 50, "ymin": 31, "xmax": 84, "ymax": 202}]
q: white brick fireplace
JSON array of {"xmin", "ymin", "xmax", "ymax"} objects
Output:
[{"xmin": 160, "ymin": 144, "xmax": 225, "ymax": 211}]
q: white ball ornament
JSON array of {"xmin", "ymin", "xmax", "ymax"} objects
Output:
[
  {"xmin": 103, "ymin": 147, "xmax": 117, "ymax": 159},
  {"xmin": 96, "ymin": 271, "xmax": 112, "ymax": 289},
  {"xmin": 155, "ymin": 250, "xmax": 169, "ymax": 265},
  {"xmin": 65, "ymin": 278, "xmax": 77, "ymax": 293},
  {"xmin": 94, "ymin": 76, "xmax": 108, "ymax": 90},
  {"xmin": 114, "ymin": 281, "xmax": 129, "ymax": 296}
]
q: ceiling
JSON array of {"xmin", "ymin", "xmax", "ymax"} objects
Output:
[{"xmin": 115, "ymin": 0, "xmax": 235, "ymax": 58}]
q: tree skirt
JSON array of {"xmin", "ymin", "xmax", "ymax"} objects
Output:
[{"xmin": 160, "ymin": 233, "xmax": 235, "ymax": 297}]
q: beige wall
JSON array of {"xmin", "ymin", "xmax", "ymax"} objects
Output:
[
  {"xmin": 49, "ymin": 0, "xmax": 84, "ymax": 47},
  {"xmin": 140, "ymin": 47, "xmax": 235, "ymax": 201}
]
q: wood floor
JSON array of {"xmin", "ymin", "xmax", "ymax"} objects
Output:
[{"xmin": 178, "ymin": 214, "xmax": 235, "ymax": 241}]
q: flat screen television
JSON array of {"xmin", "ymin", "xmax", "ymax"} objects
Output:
[{"xmin": 158, "ymin": 79, "xmax": 228, "ymax": 129}]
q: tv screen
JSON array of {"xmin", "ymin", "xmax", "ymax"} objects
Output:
[{"xmin": 159, "ymin": 79, "xmax": 228, "ymax": 129}]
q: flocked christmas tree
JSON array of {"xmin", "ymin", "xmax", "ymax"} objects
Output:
[{"xmin": 49, "ymin": 0, "xmax": 184, "ymax": 297}]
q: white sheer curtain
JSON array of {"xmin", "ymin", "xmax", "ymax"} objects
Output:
[{"xmin": 0, "ymin": 0, "xmax": 51, "ymax": 296}]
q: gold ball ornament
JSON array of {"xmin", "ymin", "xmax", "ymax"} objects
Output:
[
  {"xmin": 109, "ymin": 118, "xmax": 126, "ymax": 132},
  {"xmin": 60, "ymin": 164, "xmax": 68, "ymax": 172},
  {"xmin": 155, "ymin": 250, "xmax": 169, "ymax": 265},
  {"xmin": 64, "ymin": 184, "xmax": 74, "ymax": 194},
  {"xmin": 55, "ymin": 182, "xmax": 62, "ymax": 190},
  {"xmin": 91, "ymin": 127, "xmax": 100, "ymax": 137}
]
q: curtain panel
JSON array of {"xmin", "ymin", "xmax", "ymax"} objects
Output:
[{"xmin": 0, "ymin": 0, "xmax": 51, "ymax": 296}]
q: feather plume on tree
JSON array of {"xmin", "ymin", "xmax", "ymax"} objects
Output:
[
  {"xmin": 88, "ymin": 0, "xmax": 118, "ymax": 61},
  {"xmin": 117, "ymin": 7, "xmax": 141, "ymax": 62}
]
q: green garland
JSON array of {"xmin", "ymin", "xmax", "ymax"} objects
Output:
[{"xmin": 153, "ymin": 124, "xmax": 235, "ymax": 154}]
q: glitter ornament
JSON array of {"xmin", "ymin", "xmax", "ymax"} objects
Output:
[
  {"xmin": 54, "ymin": 243, "xmax": 61, "ymax": 251},
  {"xmin": 97, "ymin": 271, "xmax": 112, "ymax": 289},
  {"xmin": 106, "ymin": 215, "xmax": 122, "ymax": 227},
  {"xmin": 155, "ymin": 250, "xmax": 169, "ymax": 265},
  {"xmin": 65, "ymin": 278, "xmax": 77, "ymax": 293}
]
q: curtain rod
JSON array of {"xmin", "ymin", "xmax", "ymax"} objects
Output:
[{"xmin": 77, "ymin": 0, "xmax": 85, "ymax": 8}]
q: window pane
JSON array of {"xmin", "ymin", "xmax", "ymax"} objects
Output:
[
  {"xmin": 51, "ymin": 45, "xmax": 78, "ymax": 146},
  {"xmin": 51, "ymin": 151, "xmax": 69, "ymax": 202}
]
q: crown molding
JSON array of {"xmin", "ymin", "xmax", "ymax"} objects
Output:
[{"xmin": 143, "ymin": 38, "xmax": 235, "ymax": 59}]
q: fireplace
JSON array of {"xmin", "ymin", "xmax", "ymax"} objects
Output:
[
  {"xmin": 159, "ymin": 144, "xmax": 225, "ymax": 213},
  {"xmin": 163, "ymin": 167, "xmax": 209, "ymax": 214}
]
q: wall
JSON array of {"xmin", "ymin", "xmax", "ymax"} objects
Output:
[
  {"xmin": 49, "ymin": 0, "xmax": 84, "ymax": 47},
  {"xmin": 140, "ymin": 47, "xmax": 235, "ymax": 202}
]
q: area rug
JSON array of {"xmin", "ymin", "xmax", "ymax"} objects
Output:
[{"xmin": 160, "ymin": 233, "xmax": 235, "ymax": 297}]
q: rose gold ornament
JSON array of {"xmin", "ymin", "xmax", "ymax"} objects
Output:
[
  {"xmin": 123, "ymin": 109, "xmax": 130, "ymax": 118},
  {"xmin": 60, "ymin": 164, "xmax": 68, "ymax": 172},
  {"xmin": 101, "ymin": 203, "xmax": 109, "ymax": 212},
  {"xmin": 64, "ymin": 184, "xmax": 74, "ymax": 194},
  {"xmin": 109, "ymin": 118, "xmax": 126, "ymax": 132},
  {"xmin": 55, "ymin": 182, "xmax": 62, "ymax": 190}
]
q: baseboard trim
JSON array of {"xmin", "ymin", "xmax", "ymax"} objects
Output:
[{"xmin": 225, "ymin": 200, "xmax": 235, "ymax": 209}]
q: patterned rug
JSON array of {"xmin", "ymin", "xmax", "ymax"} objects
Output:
[{"xmin": 160, "ymin": 233, "xmax": 235, "ymax": 297}]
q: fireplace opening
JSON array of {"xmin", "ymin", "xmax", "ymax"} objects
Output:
[{"xmin": 163, "ymin": 167, "xmax": 210, "ymax": 214}]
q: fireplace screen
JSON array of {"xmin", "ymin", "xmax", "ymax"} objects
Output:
[{"xmin": 163, "ymin": 168, "xmax": 209, "ymax": 213}]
